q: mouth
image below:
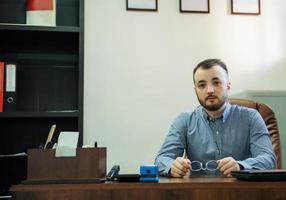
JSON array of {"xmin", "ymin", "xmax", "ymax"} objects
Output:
[{"xmin": 205, "ymin": 96, "xmax": 217, "ymax": 101}]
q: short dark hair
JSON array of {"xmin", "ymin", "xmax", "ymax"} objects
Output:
[{"xmin": 193, "ymin": 58, "xmax": 228, "ymax": 83}]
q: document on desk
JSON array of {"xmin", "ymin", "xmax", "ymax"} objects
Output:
[
  {"xmin": 55, "ymin": 131, "xmax": 79, "ymax": 157},
  {"xmin": 0, "ymin": 152, "xmax": 27, "ymax": 157}
]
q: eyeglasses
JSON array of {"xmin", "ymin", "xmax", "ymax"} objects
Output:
[{"xmin": 190, "ymin": 160, "xmax": 218, "ymax": 172}]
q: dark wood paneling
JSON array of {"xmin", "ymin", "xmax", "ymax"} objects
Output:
[{"xmin": 11, "ymin": 178, "xmax": 286, "ymax": 200}]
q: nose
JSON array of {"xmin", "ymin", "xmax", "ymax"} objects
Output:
[{"xmin": 206, "ymin": 85, "xmax": 214, "ymax": 93}]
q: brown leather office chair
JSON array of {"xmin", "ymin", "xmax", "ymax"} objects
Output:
[{"xmin": 229, "ymin": 98, "xmax": 282, "ymax": 169}]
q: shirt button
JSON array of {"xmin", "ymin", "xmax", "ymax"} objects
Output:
[{"xmin": 216, "ymin": 131, "xmax": 219, "ymax": 135}]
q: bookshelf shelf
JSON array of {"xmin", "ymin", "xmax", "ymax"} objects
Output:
[
  {"xmin": 0, "ymin": 111, "xmax": 79, "ymax": 118},
  {"xmin": 0, "ymin": 0, "xmax": 84, "ymax": 196},
  {"xmin": 0, "ymin": 53, "xmax": 79, "ymax": 65},
  {"xmin": 0, "ymin": 24, "xmax": 80, "ymax": 32}
]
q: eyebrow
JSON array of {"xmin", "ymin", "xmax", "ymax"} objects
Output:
[
  {"xmin": 195, "ymin": 80, "xmax": 205, "ymax": 85},
  {"xmin": 212, "ymin": 77, "xmax": 221, "ymax": 81},
  {"xmin": 196, "ymin": 77, "xmax": 221, "ymax": 84}
]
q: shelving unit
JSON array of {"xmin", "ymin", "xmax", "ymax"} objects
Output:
[{"xmin": 0, "ymin": 0, "xmax": 84, "ymax": 196}]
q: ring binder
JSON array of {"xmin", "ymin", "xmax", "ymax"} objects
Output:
[
  {"xmin": 0, "ymin": 61, "xmax": 4, "ymax": 112},
  {"xmin": 4, "ymin": 63, "xmax": 17, "ymax": 112}
]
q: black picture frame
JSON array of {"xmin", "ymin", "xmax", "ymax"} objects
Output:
[
  {"xmin": 126, "ymin": 0, "xmax": 158, "ymax": 11},
  {"xmin": 180, "ymin": 0, "xmax": 210, "ymax": 13},
  {"xmin": 231, "ymin": 0, "xmax": 261, "ymax": 15}
]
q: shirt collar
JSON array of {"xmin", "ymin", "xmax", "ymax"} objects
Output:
[{"xmin": 201, "ymin": 102, "xmax": 231, "ymax": 123}]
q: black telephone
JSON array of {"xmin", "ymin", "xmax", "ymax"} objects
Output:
[{"xmin": 106, "ymin": 165, "xmax": 120, "ymax": 181}]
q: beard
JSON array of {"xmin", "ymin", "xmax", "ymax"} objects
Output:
[{"xmin": 197, "ymin": 93, "xmax": 228, "ymax": 112}]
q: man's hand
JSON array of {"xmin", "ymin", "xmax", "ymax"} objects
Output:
[
  {"xmin": 170, "ymin": 157, "xmax": 191, "ymax": 177},
  {"xmin": 217, "ymin": 157, "xmax": 240, "ymax": 176}
]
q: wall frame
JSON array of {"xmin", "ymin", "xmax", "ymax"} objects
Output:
[
  {"xmin": 126, "ymin": 0, "xmax": 158, "ymax": 11},
  {"xmin": 180, "ymin": 0, "xmax": 209, "ymax": 13},
  {"xmin": 231, "ymin": 0, "xmax": 261, "ymax": 15}
]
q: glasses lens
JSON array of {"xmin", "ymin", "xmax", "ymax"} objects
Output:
[
  {"xmin": 206, "ymin": 160, "xmax": 218, "ymax": 171},
  {"xmin": 191, "ymin": 161, "xmax": 202, "ymax": 171}
]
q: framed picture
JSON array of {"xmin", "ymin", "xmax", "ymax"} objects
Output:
[
  {"xmin": 126, "ymin": 0, "xmax": 158, "ymax": 11},
  {"xmin": 231, "ymin": 0, "xmax": 261, "ymax": 15},
  {"xmin": 180, "ymin": 0, "xmax": 209, "ymax": 13}
]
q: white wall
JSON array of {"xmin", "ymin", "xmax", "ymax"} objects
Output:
[{"xmin": 84, "ymin": 0, "xmax": 286, "ymax": 173}]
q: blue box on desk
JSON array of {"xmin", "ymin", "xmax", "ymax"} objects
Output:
[{"xmin": 139, "ymin": 165, "xmax": 159, "ymax": 182}]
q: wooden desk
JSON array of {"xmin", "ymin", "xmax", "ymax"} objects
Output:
[{"xmin": 10, "ymin": 177, "xmax": 286, "ymax": 200}]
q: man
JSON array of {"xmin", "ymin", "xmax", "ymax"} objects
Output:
[{"xmin": 155, "ymin": 58, "xmax": 276, "ymax": 177}]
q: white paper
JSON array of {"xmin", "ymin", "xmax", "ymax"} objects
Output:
[
  {"xmin": 57, "ymin": 131, "xmax": 79, "ymax": 147},
  {"xmin": 0, "ymin": 152, "xmax": 27, "ymax": 157},
  {"xmin": 55, "ymin": 131, "xmax": 79, "ymax": 157}
]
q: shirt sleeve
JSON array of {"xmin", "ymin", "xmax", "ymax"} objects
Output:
[
  {"xmin": 237, "ymin": 109, "xmax": 277, "ymax": 169},
  {"xmin": 154, "ymin": 112, "xmax": 188, "ymax": 175}
]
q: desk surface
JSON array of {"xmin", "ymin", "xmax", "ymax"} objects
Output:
[{"xmin": 11, "ymin": 177, "xmax": 286, "ymax": 200}]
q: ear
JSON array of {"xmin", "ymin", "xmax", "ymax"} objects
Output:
[
  {"xmin": 227, "ymin": 81, "xmax": 231, "ymax": 91},
  {"xmin": 193, "ymin": 85, "xmax": 198, "ymax": 93}
]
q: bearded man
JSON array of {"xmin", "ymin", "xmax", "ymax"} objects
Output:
[{"xmin": 155, "ymin": 58, "xmax": 276, "ymax": 177}]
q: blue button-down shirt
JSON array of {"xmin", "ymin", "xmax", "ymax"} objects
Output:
[{"xmin": 155, "ymin": 103, "xmax": 276, "ymax": 176}]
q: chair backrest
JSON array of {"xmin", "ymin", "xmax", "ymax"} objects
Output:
[{"xmin": 229, "ymin": 98, "xmax": 282, "ymax": 169}]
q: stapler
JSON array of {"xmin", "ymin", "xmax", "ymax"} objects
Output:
[{"xmin": 139, "ymin": 165, "xmax": 159, "ymax": 182}]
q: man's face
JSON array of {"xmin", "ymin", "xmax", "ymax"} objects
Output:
[{"xmin": 193, "ymin": 65, "xmax": 230, "ymax": 112}]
